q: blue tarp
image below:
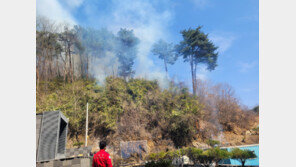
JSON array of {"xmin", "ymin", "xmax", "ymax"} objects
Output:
[{"xmin": 120, "ymin": 140, "xmax": 147, "ymax": 159}]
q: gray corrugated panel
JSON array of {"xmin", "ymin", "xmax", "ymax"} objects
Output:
[
  {"xmin": 36, "ymin": 111, "xmax": 68, "ymax": 162},
  {"xmin": 38, "ymin": 111, "xmax": 60, "ymax": 162},
  {"xmin": 36, "ymin": 115, "xmax": 43, "ymax": 153},
  {"xmin": 37, "ymin": 111, "xmax": 69, "ymax": 162}
]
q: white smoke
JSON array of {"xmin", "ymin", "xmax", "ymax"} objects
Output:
[
  {"xmin": 100, "ymin": 0, "xmax": 174, "ymax": 87},
  {"xmin": 36, "ymin": 0, "xmax": 76, "ymax": 25},
  {"xmin": 90, "ymin": 51, "xmax": 120, "ymax": 84},
  {"xmin": 37, "ymin": 0, "xmax": 175, "ymax": 88}
]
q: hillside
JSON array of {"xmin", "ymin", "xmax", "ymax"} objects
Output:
[{"xmin": 37, "ymin": 77, "xmax": 258, "ymax": 164}]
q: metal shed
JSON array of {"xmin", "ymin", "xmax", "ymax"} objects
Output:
[{"xmin": 36, "ymin": 111, "xmax": 69, "ymax": 162}]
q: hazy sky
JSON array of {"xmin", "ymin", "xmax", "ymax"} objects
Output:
[{"xmin": 37, "ymin": 0, "xmax": 259, "ymax": 108}]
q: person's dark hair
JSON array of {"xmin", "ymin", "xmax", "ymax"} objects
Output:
[{"xmin": 99, "ymin": 141, "xmax": 107, "ymax": 149}]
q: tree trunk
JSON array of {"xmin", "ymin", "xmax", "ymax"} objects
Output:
[
  {"xmin": 49, "ymin": 52, "xmax": 53, "ymax": 80},
  {"xmin": 72, "ymin": 54, "xmax": 75, "ymax": 81},
  {"xmin": 68, "ymin": 45, "xmax": 73, "ymax": 83},
  {"xmin": 36, "ymin": 54, "xmax": 41, "ymax": 92},
  {"xmin": 62, "ymin": 45, "xmax": 67, "ymax": 83},
  {"xmin": 164, "ymin": 58, "xmax": 168, "ymax": 78},
  {"xmin": 79, "ymin": 54, "xmax": 84, "ymax": 78},
  {"xmin": 86, "ymin": 55, "xmax": 89, "ymax": 80},
  {"xmin": 63, "ymin": 65, "xmax": 67, "ymax": 83},
  {"xmin": 241, "ymin": 160, "xmax": 245, "ymax": 167},
  {"xmin": 75, "ymin": 131, "xmax": 79, "ymax": 143},
  {"xmin": 36, "ymin": 65, "xmax": 39, "ymax": 92},
  {"xmin": 45, "ymin": 48, "xmax": 49, "ymax": 90},
  {"xmin": 190, "ymin": 55, "xmax": 197, "ymax": 95},
  {"xmin": 56, "ymin": 55, "xmax": 60, "ymax": 77},
  {"xmin": 193, "ymin": 63, "xmax": 197, "ymax": 96},
  {"xmin": 65, "ymin": 49, "xmax": 69, "ymax": 82}
]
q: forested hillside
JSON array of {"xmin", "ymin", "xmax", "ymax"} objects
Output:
[
  {"xmin": 37, "ymin": 78, "xmax": 258, "ymax": 148},
  {"xmin": 36, "ymin": 16, "xmax": 258, "ymax": 159}
]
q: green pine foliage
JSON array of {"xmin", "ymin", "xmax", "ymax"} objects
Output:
[
  {"xmin": 147, "ymin": 147, "xmax": 230, "ymax": 167},
  {"xmin": 230, "ymin": 148, "xmax": 257, "ymax": 167},
  {"xmin": 176, "ymin": 26, "xmax": 218, "ymax": 95}
]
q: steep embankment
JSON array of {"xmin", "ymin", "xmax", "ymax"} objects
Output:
[{"xmin": 37, "ymin": 77, "xmax": 259, "ymax": 154}]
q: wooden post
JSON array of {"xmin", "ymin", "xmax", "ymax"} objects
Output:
[{"xmin": 85, "ymin": 103, "xmax": 88, "ymax": 147}]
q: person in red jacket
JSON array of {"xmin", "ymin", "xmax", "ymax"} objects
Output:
[{"xmin": 93, "ymin": 141, "xmax": 113, "ymax": 167}]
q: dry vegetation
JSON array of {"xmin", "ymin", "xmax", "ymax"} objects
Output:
[{"xmin": 37, "ymin": 77, "xmax": 258, "ymax": 166}]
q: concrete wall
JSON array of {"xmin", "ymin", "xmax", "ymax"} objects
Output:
[{"xmin": 36, "ymin": 157, "xmax": 91, "ymax": 167}]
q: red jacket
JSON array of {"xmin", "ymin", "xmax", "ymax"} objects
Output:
[{"xmin": 93, "ymin": 149, "xmax": 113, "ymax": 167}]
